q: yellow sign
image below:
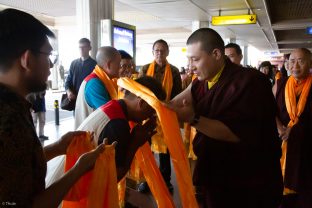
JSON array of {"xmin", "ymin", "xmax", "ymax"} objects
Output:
[{"xmin": 212, "ymin": 14, "xmax": 256, "ymax": 26}]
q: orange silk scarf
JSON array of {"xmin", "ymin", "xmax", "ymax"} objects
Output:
[
  {"xmin": 146, "ymin": 61, "xmax": 173, "ymax": 102},
  {"xmin": 62, "ymin": 132, "xmax": 118, "ymax": 208},
  {"xmin": 118, "ymin": 78, "xmax": 198, "ymax": 208},
  {"xmin": 93, "ymin": 65, "xmax": 118, "ymax": 100},
  {"xmin": 146, "ymin": 61, "xmax": 173, "ymax": 153},
  {"xmin": 183, "ymin": 123, "xmax": 197, "ymax": 160},
  {"xmin": 281, "ymin": 75, "xmax": 312, "ymax": 194}
]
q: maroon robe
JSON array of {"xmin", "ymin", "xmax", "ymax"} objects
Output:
[
  {"xmin": 276, "ymin": 77, "xmax": 312, "ymax": 208},
  {"xmin": 191, "ymin": 59, "xmax": 283, "ymax": 208}
]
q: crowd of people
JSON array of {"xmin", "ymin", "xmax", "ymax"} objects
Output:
[{"xmin": 1, "ymin": 8, "xmax": 312, "ymax": 208}]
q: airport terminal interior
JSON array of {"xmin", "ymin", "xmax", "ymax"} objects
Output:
[{"xmin": 0, "ymin": 0, "xmax": 312, "ymax": 207}]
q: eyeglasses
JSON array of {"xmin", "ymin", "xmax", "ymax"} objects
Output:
[
  {"xmin": 35, "ymin": 50, "xmax": 58, "ymax": 64},
  {"xmin": 120, "ymin": 64, "xmax": 134, "ymax": 69},
  {"xmin": 289, "ymin": 59, "xmax": 306, "ymax": 67}
]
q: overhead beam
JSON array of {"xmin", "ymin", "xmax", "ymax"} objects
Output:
[{"xmin": 272, "ymin": 18, "xmax": 312, "ymax": 30}]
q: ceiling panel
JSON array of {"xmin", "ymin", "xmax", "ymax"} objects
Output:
[
  {"xmin": 279, "ymin": 43, "xmax": 312, "ymax": 49},
  {"xmin": 267, "ymin": 0, "xmax": 312, "ymax": 23},
  {"xmin": 0, "ymin": 0, "xmax": 75, "ymax": 16},
  {"xmin": 275, "ymin": 29, "xmax": 312, "ymax": 42},
  {"xmin": 1, "ymin": 0, "xmax": 311, "ymax": 53},
  {"xmin": 118, "ymin": 0, "xmax": 209, "ymax": 20}
]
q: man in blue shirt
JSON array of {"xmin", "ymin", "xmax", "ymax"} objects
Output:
[
  {"xmin": 65, "ymin": 38, "xmax": 97, "ymax": 110},
  {"xmin": 74, "ymin": 46, "xmax": 121, "ymax": 128}
]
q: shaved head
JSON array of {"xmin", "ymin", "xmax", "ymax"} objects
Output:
[
  {"xmin": 289, "ymin": 48, "xmax": 312, "ymax": 80},
  {"xmin": 292, "ymin": 48, "xmax": 312, "ymax": 59},
  {"xmin": 95, "ymin": 46, "xmax": 121, "ymax": 79},
  {"xmin": 187, "ymin": 28, "xmax": 225, "ymax": 54},
  {"xmin": 96, "ymin": 46, "xmax": 120, "ymax": 68}
]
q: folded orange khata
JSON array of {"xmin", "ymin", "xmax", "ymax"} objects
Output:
[{"xmin": 62, "ymin": 132, "xmax": 118, "ymax": 208}]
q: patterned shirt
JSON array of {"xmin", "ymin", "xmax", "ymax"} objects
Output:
[{"xmin": 0, "ymin": 83, "xmax": 46, "ymax": 207}]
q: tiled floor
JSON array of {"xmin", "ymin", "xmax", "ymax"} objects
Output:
[{"xmin": 43, "ymin": 118, "xmax": 185, "ymax": 208}]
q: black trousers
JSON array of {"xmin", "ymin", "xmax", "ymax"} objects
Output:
[{"xmin": 159, "ymin": 150, "xmax": 171, "ymax": 184}]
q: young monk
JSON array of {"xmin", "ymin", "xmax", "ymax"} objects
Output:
[
  {"xmin": 168, "ymin": 28, "xmax": 283, "ymax": 208},
  {"xmin": 77, "ymin": 76, "xmax": 166, "ymax": 180}
]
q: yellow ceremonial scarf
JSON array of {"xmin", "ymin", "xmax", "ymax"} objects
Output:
[
  {"xmin": 207, "ymin": 65, "xmax": 224, "ymax": 89},
  {"xmin": 146, "ymin": 61, "xmax": 173, "ymax": 153},
  {"xmin": 281, "ymin": 74, "xmax": 312, "ymax": 194},
  {"xmin": 118, "ymin": 78, "xmax": 198, "ymax": 208},
  {"xmin": 93, "ymin": 65, "xmax": 118, "ymax": 100},
  {"xmin": 146, "ymin": 61, "xmax": 173, "ymax": 101},
  {"xmin": 275, "ymin": 71, "xmax": 282, "ymax": 81}
]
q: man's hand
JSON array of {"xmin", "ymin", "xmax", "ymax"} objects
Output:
[
  {"xmin": 76, "ymin": 138, "xmax": 117, "ymax": 174},
  {"xmin": 131, "ymin": 116, "xmax": 157, "ymax": 147},
  {"xmin": 166, "ymin": 98, "xmax": 195, "ymax": 123},
  {"xmin": 67, "ymin": 90, "xmax": 76, "ymax": 101},
  {"xmin": 165, "ymin": 84, "xmax": 195, "ymax": 123},
  {"xmin": 279, "ymin": 126, "xmax": 291, "ymax": 141}
]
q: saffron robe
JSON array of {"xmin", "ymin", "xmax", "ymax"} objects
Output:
[{"xmin": 191, "ymin": 59, "xmax": 283, "ymax": 206}]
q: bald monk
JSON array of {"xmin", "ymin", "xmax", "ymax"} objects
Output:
[
  {"xmin": 75, "ymin": 46, "xmax": 121, "ymax": 128},
  {"xmin": 274, "ymin": 48, "xmax": 312, "ymax": 208},
  {"xmin": 169, "ymin": 28, "xmax": 283, "ymax": 208}
]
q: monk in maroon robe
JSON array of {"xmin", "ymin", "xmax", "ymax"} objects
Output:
[
  {"xmin": 170, "ymin": 28, "xmax": 283, "ymax": 208},
  {"xmin": 274, "ymin": 48, "xmax": 312, "ymax": 208}
]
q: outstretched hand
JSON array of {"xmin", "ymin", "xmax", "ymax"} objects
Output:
[{"xmin": 165, "ymin": 98, "xmax": 195, "ymax": 123}]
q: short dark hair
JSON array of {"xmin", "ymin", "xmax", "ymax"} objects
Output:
[
  {"xmin": 0, "ymin": 9, "xmax": 55, "ymax": 72},
  {"xmin": 258, "ymin": 61, "xmax": 273, "ymax": 78},
  {"xmin": 125, "ymin": 76, "xmax": 166, "ymax": 101},
  {"xmin": 152, "ymin": 39, "xmax": 169, "ymax": 51},
  {"xmin": 79, "ymin": 38, "xmax": 91, "ymax": 45},
  {"xmin": 259, "ymin": 61, "xmax": 272, "ymax": 69},
  {"xmin": 225, "ymin": 43, "xmax": 242, "ymax": 55},
  {"xmin": 118, "ymin": 50, "xmax": 132, "ymax": 60},
  {"xmin": 187, "ymin": 28, "xmax": 224, "ymax": 54}
]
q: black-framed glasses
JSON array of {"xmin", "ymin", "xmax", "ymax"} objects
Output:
[
  {"xmin": 289, "ymin": 59, "xmax": 306, "ymax": 67},
  {"xmin": 35, "ymin": 50, "xmax": 58, "ymax": 64}
]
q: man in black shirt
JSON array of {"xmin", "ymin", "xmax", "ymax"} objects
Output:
[{"xmin": 65, "ymin": 38, "xmax": 97, "ymax": 109}]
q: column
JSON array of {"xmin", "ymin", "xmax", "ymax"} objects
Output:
[
  {"xmin": 192, "ymin": 21, "xmax": 209, "ymax": 32},
  {"xmin": 243, "ymin": 46, "xmax": 248, "ymax": 66},
  {"xmin": 229, "ymin": 38, "xmax": 236, "ymax": 43},
  {"xmin": 76, "ymin": 0, "xmax": 114, "ymax": 58}
]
